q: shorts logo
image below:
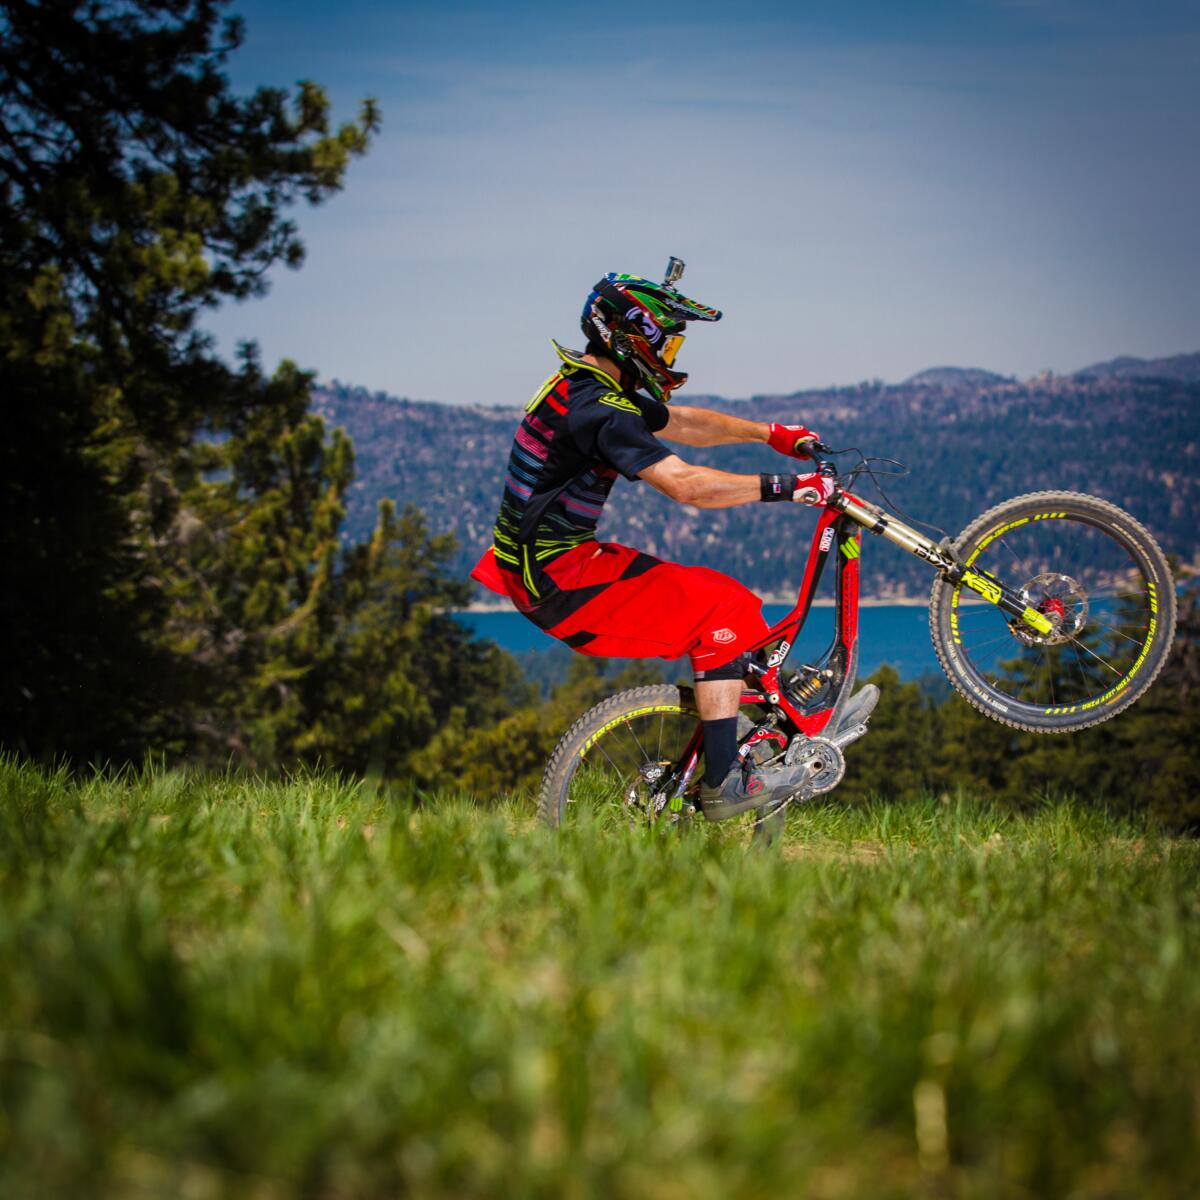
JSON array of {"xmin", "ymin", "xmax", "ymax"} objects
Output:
[{"xmin": 712, "ymin": 628, "xmax": 737, "ymax": 644}]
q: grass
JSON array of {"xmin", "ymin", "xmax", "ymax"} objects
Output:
[{"xmin": 1, "ymin": 757, "xmax": 1197, "ymax": 1199}]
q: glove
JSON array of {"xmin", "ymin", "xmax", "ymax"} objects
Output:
[
  {"xmin": 791, "ymin": 471, "xmax": 835, "ymax": 505},
  {"xmin": 768, "ymin": 423, "xmax": 820, "ymax": 459}
]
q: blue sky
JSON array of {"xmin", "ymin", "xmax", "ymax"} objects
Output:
[{"xmin": 204, "ymin": 0, "xmax": 1200, "ymax": 405}]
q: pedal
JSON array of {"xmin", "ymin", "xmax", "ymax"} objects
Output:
[{"xmin": 832, "ymin": 684, "xmax": 879, "ymax": 744}]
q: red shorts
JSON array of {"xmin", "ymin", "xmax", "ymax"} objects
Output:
[{"xmin": 471, "ymin": 542, "xmax": 769, "ymax": 671}]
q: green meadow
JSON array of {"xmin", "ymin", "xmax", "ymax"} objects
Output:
[{"xmin": 1, "ymin": 757, "xmax": 1197, "ymax": 1199}]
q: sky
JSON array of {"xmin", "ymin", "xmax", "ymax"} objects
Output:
[{"xmin": 203, "ymin": 0, "xmax": 1200, "ymax": 406}]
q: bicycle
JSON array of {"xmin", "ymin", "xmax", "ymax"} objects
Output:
[{"xmin": 537, "ymin": 444, "xmax": 1178, "ymax": 836}]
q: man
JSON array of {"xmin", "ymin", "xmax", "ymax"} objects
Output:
[{"xmin": 472, "ymin": 267, "xmax": 841, "ymax": 820}]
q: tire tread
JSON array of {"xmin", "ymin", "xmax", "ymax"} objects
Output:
[
  {"xmin": 928, "ymin": 490, "xmax": 1176, "ymax": 733},
  {"xmin": 538, "ymin": 684, "xmax": 696, "ymax": 827}
]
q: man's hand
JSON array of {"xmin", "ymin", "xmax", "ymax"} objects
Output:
[
  {"xmin": 768, "ymin": 423, "xmax": 821, "ymax": 459},
  {"xmin": 791, "ymin": 471, "xmax": 835, "ymax": 505}
]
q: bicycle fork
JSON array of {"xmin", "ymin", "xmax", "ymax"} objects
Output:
[{"xmin": 831, "ymin": 491, "xmax": 1054, "ymax": 636}]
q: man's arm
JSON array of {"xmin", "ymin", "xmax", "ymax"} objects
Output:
[
  {"xmin": 659, "ymin": 405, "xmax": 768, "ymax": 448},
  {"xmin": 640, "ymin": 454, "xmax": 829, "ymax": 509}
]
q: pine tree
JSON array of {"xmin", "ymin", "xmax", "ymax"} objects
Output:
[{"xmin": 0, "ymin": 0, "xmax": 377, "ymax": 760}]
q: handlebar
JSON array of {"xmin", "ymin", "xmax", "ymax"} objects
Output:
[{"xmin": 799, "ymin": 440, "xmax": 836, "ymax": 480}]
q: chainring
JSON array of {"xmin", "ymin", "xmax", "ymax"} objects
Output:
[{"xmin": 783, "ymin": 735, "xmax": 846, "ymax": 796}]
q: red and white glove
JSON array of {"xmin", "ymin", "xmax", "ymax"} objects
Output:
[
  {"xmin": 791, "ymin": 471, "xmax": 835, "ymax": 505},
  {"xmin": 768, "ymin": 423, "xmax": 821, "ymax": 459}
]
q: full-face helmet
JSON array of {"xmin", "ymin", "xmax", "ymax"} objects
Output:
[{"xmin": 581, "ymin": 272, "xmax": 721, "ymax": 402}]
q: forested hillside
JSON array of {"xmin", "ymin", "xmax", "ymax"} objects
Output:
[{"xmin": 315, "ymin": 359, "xmax": 1200, "ymax": 599}]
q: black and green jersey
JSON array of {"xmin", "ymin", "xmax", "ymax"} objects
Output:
[{"xmin": 492, "ymin": 342, "xmax": 671, "ymax": 598}]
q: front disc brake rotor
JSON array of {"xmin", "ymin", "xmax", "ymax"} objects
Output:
[{"xmin": 1011, "ymin": 571, "xmax": 1088, "ymax": 646}]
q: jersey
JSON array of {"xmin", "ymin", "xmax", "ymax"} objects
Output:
[{"xmin": 490, "ymin": 341, "xmax": 671, "ymax": 602}]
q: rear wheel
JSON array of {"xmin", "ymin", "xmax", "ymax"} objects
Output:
[
  {"xmin": 929, "ymin": 491, "xmax": 1176, "ymax": 733},
  {"xmin": 538, "ymin": 685, "xmax": 705, "ymax": 828}
]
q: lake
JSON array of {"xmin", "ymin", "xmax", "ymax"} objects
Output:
[{"xmin": 457, "ymin": 603, "xmax": 942, "ymax": 680}]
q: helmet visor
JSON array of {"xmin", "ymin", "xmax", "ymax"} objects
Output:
[{"xmin": 661, "ymin": 333, "xmax": 685, "ymax": 368}]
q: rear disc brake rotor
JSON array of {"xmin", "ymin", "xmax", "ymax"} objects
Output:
[{"xmin": 626, "ymin": 760, "xmax": 682, "ymax": 817}]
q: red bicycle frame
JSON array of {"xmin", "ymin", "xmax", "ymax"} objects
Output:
[
  {"xmin": 739, "ymin": 502, "xmax": 863, "ymax": 736},
  {"xmin": 667, "ymin": 498, "xmax": 863, "ymax": 802},
  {"xmin": 668, "ymin": 461, "xmax": 1059, "ymax": 796}
]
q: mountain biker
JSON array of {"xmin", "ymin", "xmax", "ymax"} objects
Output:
[{"xmin": 472, "ymin": 267, "xmax": 849, "ymax": 820}]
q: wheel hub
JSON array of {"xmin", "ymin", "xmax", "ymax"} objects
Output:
[
  {"xmin": 1011, "ymin": 571, "xmax": 1088, "ymax": 646},
  {"xmin": 626, "ymin": 761, "xmax": 680, "ymax": 818}
]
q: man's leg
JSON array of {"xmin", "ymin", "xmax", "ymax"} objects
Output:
[
  {"xmin": 694, "ymin": 661, "xmax": 749, "ymax": 788},
  {"xmin": 694, "ymin": 678, "xmax": 742, "ymax": 721},
  {"xmin": 695, "ymin": 680, "xmax": 742, "ymax": 788}
]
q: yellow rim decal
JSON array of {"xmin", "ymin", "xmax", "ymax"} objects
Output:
[
  {"xmin": 580, "ymin": 705, "xmax": 690, "ymax": 756},
  {"xmin": 1041, "ymin": 614, "xmax": 1158, "ymax": 714},
  {"xmin": 964, "ymin": 514, "xmax": 1078, "ymax": 569}
]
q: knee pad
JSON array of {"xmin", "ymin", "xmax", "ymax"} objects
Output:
[{"xmin": 694, "ymin": 652, "xmax": 750, "ymax": 683}]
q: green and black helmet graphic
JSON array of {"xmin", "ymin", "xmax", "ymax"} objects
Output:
[{"xmin": 581, "ymin": 272, "xmax": 721, "ymax": 403}]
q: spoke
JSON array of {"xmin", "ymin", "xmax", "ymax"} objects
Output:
[
  {"xmin": 1088, "ymin": 622, "xmax": 1145, "ymax": 648},
  {"xmin": 1072, "ymin": 641, "xmax": 1091, "ymax": 696},
  {"xmin": 623, "ymin": 718, "xmax": 652, "ymax": 765},
  {"xmin": 1047, "ymin": 649, "xmax": 1057, "ymax": 706},
  {"xmin": 656, "ymin": 713, "xmax": 664, "ymax": 762},
  {"xmin": 963, "ymin": 632, "xmax": 1022, "ymax": 656},
  {"xmin": 1064, "ymin": 635, "xmax": 1125, "ymax": 678},
  {"xmin": 587, "ymin": 741, "xmax": 625, "ymax": 780},
  {"xmin": 1082, "ymin": 589, "xmax": 1150, "ymax": 601},
  {"xmin": 993, "ymin": 534, "xmax": 1034, "ymax": 581}
]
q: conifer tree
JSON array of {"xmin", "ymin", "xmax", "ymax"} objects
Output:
[{"xmin": 0, "ymin": 0, "xmax": 377, "ymax": 760}]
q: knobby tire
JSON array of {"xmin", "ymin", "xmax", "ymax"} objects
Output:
[{"xmin": 929, "ymin": 490, "xmax": 1176, "ymax": 733}]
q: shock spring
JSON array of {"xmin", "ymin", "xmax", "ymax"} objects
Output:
[{"xmin": 788, "ymin": 668, "xmax": 829, "ymax": 702}]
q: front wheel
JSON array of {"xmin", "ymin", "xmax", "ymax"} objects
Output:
[{"xmin": 929, "ymin": 491, "xmax": 1176, "ymax": 733}]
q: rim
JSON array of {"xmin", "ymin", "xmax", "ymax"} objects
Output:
[
  {"xmin": 949, "ymin": 511, "xmax": 1161, "ymax": 716},
  {"xmin": 566, "ymin": 707, "xmax": 702, "ymax": 822}
]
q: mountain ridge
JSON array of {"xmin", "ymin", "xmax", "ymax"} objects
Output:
[
  {"xmin": 1071, "ymin": 351, "xmax": 1200, "ymax": 383},
  {"xmin": 314, "ymin": 356, "xmax": 1199, "ymax": 600}
]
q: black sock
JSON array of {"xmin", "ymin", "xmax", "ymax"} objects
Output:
[{"xmin": 702, "ymin": 717, "xmax": 740, "ymax": 786}]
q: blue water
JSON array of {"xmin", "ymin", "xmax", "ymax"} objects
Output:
[{"xmin": 458, "ymin": 603, "xmax": 940, "ymax": 679}]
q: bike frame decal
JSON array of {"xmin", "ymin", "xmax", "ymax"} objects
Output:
[
  {"xmin": 839, "ymin": 528, "xmax": 861, "ymax": 650},
  {"xmin": 958, "ymin": 568, "xmax": 1055, "ymax": 635},
  {"xmin": 762, "ymin": 505, "xmax": 843, "ymax": 646}
]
